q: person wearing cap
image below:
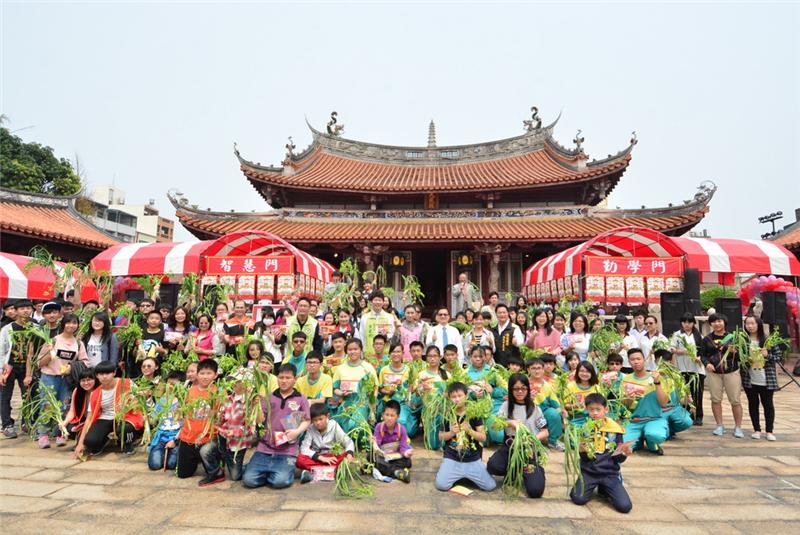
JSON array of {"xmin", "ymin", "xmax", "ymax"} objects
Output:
[
  {"xmin": 0, "ymin": 301, "xmax": 16, "ymax": 329},
  {"xmin": 670, "ymin": 312, "xmax": 705, "ymax": 426},
  {"xmin": 39, "ymin": 301, "xmax": 62, "ymax": 331},
  {"xmin": 0, "ymin": 299, "xmax": 34, "ymax": 438}
]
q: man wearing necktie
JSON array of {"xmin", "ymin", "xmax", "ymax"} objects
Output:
[{"xmin": 425, "ymin": 308, "xmax": 466, "ymax": 365}]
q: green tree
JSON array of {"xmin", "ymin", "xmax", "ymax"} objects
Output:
[
  {"xmin": 700, "ymin": 286, "xmax": 737, "ymax": 312},
  {"xmin": 0, "ymin": 127, "xmax": 81, "ymax": 195}
]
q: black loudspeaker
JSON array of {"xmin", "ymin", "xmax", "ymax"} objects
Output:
[
  {"xmin": 684, "ymin": 268, "xmax": 701, "ymax": 301},
  {"xmin": 715, "ymin": 297, "xmax": 742, "ymax": 331},
  {"xmin": 159, "ymin": 283, "xmax": 179, "ymax": 309},
  {"xmin": 760, "ymin": 292, "xmax": 787, "ymax": 325},
  {"xmin": 661, "ymin": 292, "xmax": 685, "ymax": 336}
]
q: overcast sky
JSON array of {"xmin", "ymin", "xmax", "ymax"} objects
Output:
[{"xmin": 3, "ymin": 1, "xmax": 798, "ymax": 242}]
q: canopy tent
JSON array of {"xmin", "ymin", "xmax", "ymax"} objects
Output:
[
  {"xmin": 672, "ymin": 237, "xmax": 800, "ymax": 284},
  {"xmin": 0, "ymin": 252, "xmax": 99, "ymax": 302},
  {"xmin": 523, "ymin": 226, "xmax": 800, "ymax": 304},
  {"xmin": 0, "ymin": 252, "xmax": 59, "ymax": 300},
  {"xmin": 91, "ymin": 230, "xmax": 335, "ymax": 281},
  {"xmin": 90, "ymin": 230, "xmax": 335, "ymax": 303},
  {"xmin": 91, "ymin": 241, "xmax": 207, "ymax": 277},
  {"xmin": 523, "ymin": 227, "xmax": 684, "ymax": 287}
]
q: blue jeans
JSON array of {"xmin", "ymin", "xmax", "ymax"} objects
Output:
[
  {"xmin": 219, "ymin": 437, "xmax": 246, "ymax": 481},
  {"xmin": 242, "ymin": 452, "xmax": 296, "ymax": 489},
  {"xmin": 38, "ymin": 374, "xmax": 71, "ymax": 438},
  {"xmin": 434, "ymin": 457, "xmax": 497, "ymax": 492},
  {"xmin": 148, "ymin": 441, "xmax": 179, "ymax": 471}
]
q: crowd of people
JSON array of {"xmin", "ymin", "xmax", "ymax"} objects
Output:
[{"xmin": 0, "ymin": 271, "xmax": 786, "ymax": 512}]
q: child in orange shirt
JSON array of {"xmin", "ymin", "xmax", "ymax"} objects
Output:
[{"xmin": 176, "ymin": 359, "xmax": 224, "ymax": 486}]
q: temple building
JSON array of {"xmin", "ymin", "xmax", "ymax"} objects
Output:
[
  {"xmin": 1, "ymin": 187, "xmax": 119, "ymax": 263},
  {"xmin": 170, "ymin": 110, "xmax": 714, "ymax": 311}
]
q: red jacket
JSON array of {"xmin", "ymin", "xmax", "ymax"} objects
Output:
[{"xmin": 86, "ymin": 378, "xmax": 145, "ymax": 431}]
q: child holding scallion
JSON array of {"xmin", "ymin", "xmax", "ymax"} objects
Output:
[
  {"xmin": 487, "ymin": 374, "xmax": 548, "ymax": 498},
  {"xmin": 527, "ymin": 358, "xmax": 564, "ymax": 450},
  {"xmin": 147, "ymin": 371, "xmax": 184, "ymax": 471},
  {"xmin": 377, "ymin": 343, "xmax": 413, "ymax": 431},
  {"xmin": 740, "ymin": 314, "xmax": 787, "ymax": 441},
  {"xmin": 372, "ymin": 400, "xmax": 413, "ymax": 483},
  {"xmin": 652, "ymin": 348, "xmax": 693, "ymax": 438},
  {"xmin": 569, "ymin": 393, "xmax": 633, "ymax": 514},
  {"xmin": 433, "ymin": 382, "xmax": 496, "ymax": 492},
  {"xmin": 175, "ymin": 359, "xmax": 224, "ymax": 486},
  {"xmin": 331, "ymin": 338, "xmax": 378, "ymax": 435},
  {"xmin": 465, "ymin": 346, "xmax": 505, "ymax": 444},
  {"xmin": 37, "ymin": 313, "xmax": 89, "ymax": 448},
  {"xmin": 563, "ymin": 362, "xmax": 600, "ymax": 427},
  {"xmin": 216, "ymin": 367, "xmax": 258, "ymax": 481},
  {"xmin": 412, "ymin": 345, "xmax": 448, "ymax": 448},
  {"xmin": 297, "ymin": 402, "xmax": 355, "ymax": 483}
]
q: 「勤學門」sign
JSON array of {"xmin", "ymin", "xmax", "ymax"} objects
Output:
[{"xmin": 584, "ymin": 256, "xmax": 683, "ymax": 277}]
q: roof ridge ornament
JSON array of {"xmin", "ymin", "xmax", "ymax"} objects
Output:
[
  {"xmin": 285, "ymin": 136, "xmax": 296, "ymax": 159},
  {"xmin": 573, "ymin": 129, "xmax": 585, "ymax": 154},
  {"xmin": 523, "ymin": 106, "xmax": 542, "ymax": 132},
  {"xmin": 326, "ymin": 111, "xmax": 344, "ymax": 137},
  {"xmin": 428, "ymin": 120, "xmax": 436, "ymax": 148},
  {"xmin": 630, "ymin": 131, "xmax": 638, "ymax": 146}
]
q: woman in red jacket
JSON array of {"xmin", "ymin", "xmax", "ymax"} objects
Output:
[
  {"xmin": 74, "ymin": 361, "xmax": 144, "ymax": 458},
  {"xmin": 64, "ymin": 367, "xmax": 97, "ymax": 441}
]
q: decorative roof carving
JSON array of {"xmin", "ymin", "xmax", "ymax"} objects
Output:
[
  {"xmin": 326, "ymin": 111, "xmax": 344, "ymax": 137},
  {"xmin": 523, "ymin": 106, "xmax": 542, "ymax": 132}
]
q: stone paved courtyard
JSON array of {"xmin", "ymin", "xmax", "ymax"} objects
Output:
[{"xmin": 1, "ymin": 374, "xmax": 798, "ymax": 535}]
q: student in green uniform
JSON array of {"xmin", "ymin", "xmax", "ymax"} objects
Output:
[
  {"xmin": 616, "ymin": 349, "xmax": 670, "ymax": 455},
  {"xmin": 377, "ymin": 343, "xmax": 414, "ymax": 432}
]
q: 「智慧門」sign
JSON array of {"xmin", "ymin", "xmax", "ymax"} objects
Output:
[{"xmin": 204, "ymin": 255, "xmax": 295, "ymax": 276}]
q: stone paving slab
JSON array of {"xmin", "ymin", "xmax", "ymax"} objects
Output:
[{"xmin": 0, "ymin": 385, "xmax": 798, "ymax": 534}]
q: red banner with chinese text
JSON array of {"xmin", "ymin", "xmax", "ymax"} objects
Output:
[
  {"xmin": 585, "ymin": 256, "xmax": 683, "ymax": 277},
  {"xmin": 204, "ymin": 256, "xmax": 295, "ymax": 276}
]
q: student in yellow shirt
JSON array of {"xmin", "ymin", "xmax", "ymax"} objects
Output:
[
  {"xmin": 564, "ymin": 362, "xmax": 600, "ymax": 426},
  {"xmin": 296, "ymin": 351, "xmax": 333, "ymax": 407}
]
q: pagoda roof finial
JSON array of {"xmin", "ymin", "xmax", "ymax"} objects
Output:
[{"xmin": 428, "ymin": 120, "xmax": 436, "ymax": 148}]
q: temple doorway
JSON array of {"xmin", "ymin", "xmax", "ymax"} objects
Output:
[{"xmin": 414, "ymin": 249, "xmax": 449, "ymax": 317}]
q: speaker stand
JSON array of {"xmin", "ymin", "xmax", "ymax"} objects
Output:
[{"xmin": 777, "ymin": 361, "xmax": 800, "ymax": 390}]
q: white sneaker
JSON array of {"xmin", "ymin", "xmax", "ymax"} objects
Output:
[
  {"xmin": 712, "ymin": 425, "xmax": 725, "ymax": 436},
  {"xmin": 750, "ymin": 432, "xmax": 761, "ymax": 440},
  {"xmin": 733, "ymin": 427, "xmax": 744, "ymax": 439},
  {"xmin": 766, "ymin": 433, "xmax": 777, "ymax": 441}
]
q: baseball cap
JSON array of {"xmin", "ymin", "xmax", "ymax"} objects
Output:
[{"xmin": 42, "ymin": 301, "xmax": 62, "ymax": 312}]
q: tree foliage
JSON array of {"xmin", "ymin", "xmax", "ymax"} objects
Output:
[
  {"xmin": 0, "ymin": 127, "xmax": 81, "ymax": 196},
  {"xmin": 700, "ymin": 286, "xmax": 737, "ymax": 312}
]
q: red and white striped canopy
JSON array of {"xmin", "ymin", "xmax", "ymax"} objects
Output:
[
  {"xmin": 524, "ymin": 227, "xmax": 684, "ymax": 286},
  {"xmin": 200, "ymin": 231, "xmax": 335, "ymax": 281},
  {"xmin": 91, "ymin": 241, "xmax": 208, "ymax": 277},
  {"xmin": 0, "ymin": 253, "xmax": 59, "ymax": 300},
  {"xmin": 0, "ymin": 253, "xmax": 99, "ymax": 302},
  {"xmin": 523, "ymin": 227, "xmax": 800, "ymax": 289},
  {"xmin": 90, "ymin": 230, "xmax": 335, "ymax": 281},
  {"xmin": 673, "ymin": 237, "xmax": 800, "ymax": 277}
]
